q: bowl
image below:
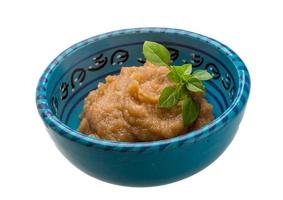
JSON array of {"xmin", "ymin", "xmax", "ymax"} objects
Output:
[{"xmin": 36, "ymin": 27, "xmax": 250, "ymax": 186}]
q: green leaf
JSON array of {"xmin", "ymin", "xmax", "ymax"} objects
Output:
[
  {"xmin": 143, "ymin": 41, "xmax": 171, "ymax": 67},
  {"xmin": 167, "ymin": 70, "xmax": 181, "ymax": 83},
  {"xmin": 182, "ymin": 94, "xmax": 199, "ymax": 126},
  {"xmin": 183, "ymin": 64, "xmax": 192, "ymax": 75},
  {"xmin": 158, "ymin": 86, "xmax": 181, "ymax": 108},
  {"xmin": 168, "ymin": 64, "xmax": 191, "ymax": 83},
  {"xmin": 186, "ymin": 77, "xmax": 205, "ymax": 93},
  {"xmin": 192, "ymin": 70, "xmax": 213, "ymax": 80},
  {"xmin": 182, "ymin": 74, "xmax": 192, "ymax": 82},
  {"xmin": 179, "ymin": 84, "xmax": 188, "ymax": 99},
  {"xmin": 172, "ymin": 65, "xmax": 186, "ymax": 77}
]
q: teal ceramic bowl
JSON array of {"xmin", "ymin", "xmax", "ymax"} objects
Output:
[{"xmin": 36, "ymin": 28, "xmax": 250, "ymax": 186}]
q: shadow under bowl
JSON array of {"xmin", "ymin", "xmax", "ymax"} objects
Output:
[{"xmin": 36, "ymin": 27, "xmax": 250, "ymax": 187}]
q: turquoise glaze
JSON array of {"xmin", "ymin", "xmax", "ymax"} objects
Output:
[{"xmin": 36, "ymin": 28, "xmax": 250, "ymax": 186}]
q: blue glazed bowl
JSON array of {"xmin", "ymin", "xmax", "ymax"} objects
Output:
[{"xmin": 36, "ymin": 28, "xmax": 250, "ymax": 186}]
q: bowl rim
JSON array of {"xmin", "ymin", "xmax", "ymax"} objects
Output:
[{"xmin": 36, "ymin": 27, "xmax": 250, "ymax": 152}]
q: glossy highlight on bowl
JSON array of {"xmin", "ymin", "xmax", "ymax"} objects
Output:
[{"xmin": 36, "ymin": 27, "xmax": 250, "ymax": 186}]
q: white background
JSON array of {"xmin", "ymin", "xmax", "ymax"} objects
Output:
[{"xmin": 0, "ymin": 0, "xmax": 282, "ymax": 199}]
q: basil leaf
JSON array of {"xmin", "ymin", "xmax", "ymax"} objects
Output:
[
  {"xmin": 168, "ymin": 64, "xmax": 189, "ymax": 83},
  {"xmin": 158, "ymin": 84, "xmax": 186, "ymax": 108},
  {"xmin": 159, "ymin": 85, "xmax": 181, "ymax": 108},
  {"xmin": 179, "ymin": 84, "xmax": 188, "ymax": 99},
  {"xmin": 172, "ymin": 65, "xmax": 186, "ymax": 77},
  {"xmin": 186, "ymin": 77, "xmax": 205, "ymax": 93},
  {"xmin": 183, "ymin": 64, "xmax": 192, "ymax": 75},
  {"xmin": 182, "ymin": 94, "xmax": 199, "ymax": 126},
  {"xmin": 167, "ymin": 70, "xmax": 181, "ymax": 83},
  {"xmin": 173, "ymin": 64, "xmax": 191, "ymax": 76},
  {"xmin": 182, "ymin": 74, "xmax": 192, "ymax": 82},
  {"xmin": 192, "ymin": 70, "xmax": 213, "ymax": 80},
  {"xmin": 168, "ymin": 64, "xmax": 190, "ymax": 82},
  {"xmin": 143, "ymin": 41, "xmax": 171, "ymax": 67}
]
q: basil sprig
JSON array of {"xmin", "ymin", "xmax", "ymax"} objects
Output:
[{"xmin": 143, "ymin": 41, "xmax": 213, "ymax": 126}]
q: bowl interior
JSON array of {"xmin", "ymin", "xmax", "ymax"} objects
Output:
[{"xmin": 46, "ymin": 31, "xmax": 239, "ymax": 131}]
